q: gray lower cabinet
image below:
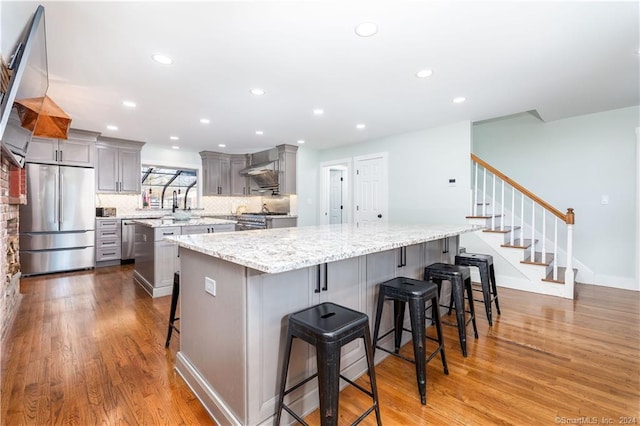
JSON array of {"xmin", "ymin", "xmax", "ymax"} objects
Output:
[
  {"xmin": 27, "ymin": 129, "xmax": 98, "ymax": 167},
  {"xmin": 95, "ymin": 218, "xmax": 121, "ymax": 265},
  {"xmin": 265, "ymin": 217, "xmax": 297, "ymax": 229},
  {"xmin": 244, "ymin": 256, "xmax": 366, "ymax": 424},
  {"xmin": 133, "ymin": 226, "xmax": 180, "ymax": 297},
  {"xmin": 96, "ymin": 137, "xmax": 145, "ymax": 193},
  {"xmin": 181, "ymin": 223, "xmax": 235, "ymax": 235}
]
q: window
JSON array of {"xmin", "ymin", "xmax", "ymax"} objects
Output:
[{"xmin": 141, "ymin": 166, "xmax": 198, "ymax": 210}]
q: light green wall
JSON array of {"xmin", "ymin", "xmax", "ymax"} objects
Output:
[
  {"xmin": 473, "ymin": 106, "xmax": 639, "ymax": 286},
  {"xmin": 309, "ymin": 120, "xmax": 472, "ymax": 225}
]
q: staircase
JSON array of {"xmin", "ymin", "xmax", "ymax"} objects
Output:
[{"xmin": 465, "ymin": 154, "xmax": 576, "ymax": 299}]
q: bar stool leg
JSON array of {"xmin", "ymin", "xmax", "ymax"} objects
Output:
[
  {"xmin": 490, "ymin": 264, "xmax": 501, "ymax": 315},
  {"xmin": 316, "ymin": 342, "xmax": 340, "ymax": 426},
  {"xmin": 430, "ymin": 294, "xmax": 449, "ymax": 375},
  {"xmin": 165, "ymin": 273, "xmax": 180, "ymax": 348},
  {"xmin": 465, "ymin": 277, "xmax": 479, "ymax": 339},
  {"xmin": 362, "ymin": 328, "xmax": 383, "ymax": 425},
  {"xmin": 372, "ymin": 288, "xmax": 387, "ymax": 357},
  {"xmin": 407, "ymin": 297, "xmax": 427, "ymax": 405},
  {"xmin": 393, "ymin": 300, "xmax": 406, "ymax": 353},
  {"xmin": 478, "ymin": 264, "xmax": 493, "ymax": 326},
  {"xmin": 451, "ymin": 276, "xmax": 468, "ymax": 357},
  {"xmin": 274, "ymin": 330, "xmax": 294, "ymax": 426}
]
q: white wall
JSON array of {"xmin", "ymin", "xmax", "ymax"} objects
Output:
[
  {"xmin": 296, "ymin": 146, "xmax": 320, "ymax": 226},
  {"xmin": 1, "ymin": 2, "xmax": 40, "ymax": 61},
  {"xmin": 473, "ymin": 106, "xmax": 639, "ymax": 290},
  {"xmin": 316, "ymin": 121, "xmax": 472, "ymax": 225}
]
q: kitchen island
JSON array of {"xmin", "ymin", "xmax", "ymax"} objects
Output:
[
  {"xmin": 132, "ymin": 217, "xmax": 236, "ymax": 297},
  {"xmin": 169, "ymin": 223, "xmax": 480, "ymax": 425}
]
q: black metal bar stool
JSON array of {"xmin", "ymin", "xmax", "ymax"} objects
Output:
[
  {"xmin": 165, "ymin": 271, "xmax": 180, "ymax": 348},
  {"xmin": 372, "ymin": 277, "xmax": 448, "ymax": 405},
  {"xmin": 274, "ymin": 302, "xmax": 382, "ymax": 426},
  {"xmin": 424, "ymin": 263, "xmax": 478, "ymax": 357},
  {"xmin": 455, "ymin": 253, "xmax": 501, "ymax": 326}
]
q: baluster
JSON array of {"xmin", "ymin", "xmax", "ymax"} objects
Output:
[
  {"xmin": 491, "ymin": 173, "xmax": 496, "ymax": 229},
  {"xmin": 520, "ymin": 193, "xmax": 524, "ymax": 246},
  {"xmin": 541, "ymin": 209, "xmax": 547, "ymax": 271},
  {"xmin": 530, "ymin": 201, "xmax": 536, "ymax": 260},
  {"xmin": 565, "ymin": 208, "xmax": 576, "ymax": 291},
  {"xmin": 553, "ymin": 217, "xmax": 558, "ymax": 280},
  {"xmin": 500, "ymin": 180, "xmax": 505, "ymax": 231},
  {"xmin": 482, "ymin": 167, "xmax": 487, "ymax": 217},
  {"xmin": 510, "ymin": 187, "xmax": 515, "ymax": 245},
  {"xmin": 474, "ymin": 162, "xmax": 479, "ymax": 216}
]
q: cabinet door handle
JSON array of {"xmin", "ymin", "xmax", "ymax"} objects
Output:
[
  {"xmin": 55, "ymin": 150, "xmax": 58, "ymax": 162},
  {"xmin": 397, "ymin": 246, "xmax": 407, "ymax": 267},
  {"xmin": 315, "ymin": 264, "xmax": 321, "ymax": 293},
  {"xmin": 321, "ymin": 263, "xmax": 328, "ymax": 292},
  {"xmin": 59, "ymin": 150, "xmax": 63, "ymax": 162},
  {"xmin": 163, "ymin": 232, "xmax": 174, "ymax": 236}
]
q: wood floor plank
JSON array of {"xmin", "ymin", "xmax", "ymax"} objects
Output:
[{"xmin": 2, "ymin": 264, "xmax": 639, "ymax": 425}]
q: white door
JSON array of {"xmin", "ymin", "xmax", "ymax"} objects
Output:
[
  {"xmin": 329, "ymin": 169, "xmax": 343, "ymax": 224},
  {"xmin": 354, "ymin": 153, "xmax": 388, "ymax": 226}
]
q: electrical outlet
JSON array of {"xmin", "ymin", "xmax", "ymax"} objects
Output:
[{"xmin": 205, "ymin": 277, "xmax": 216, "ymax": 297}]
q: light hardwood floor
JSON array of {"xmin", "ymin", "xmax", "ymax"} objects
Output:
[{"xmin": 2, "ymin": 264, "xmax": 639, "ymax": 425}]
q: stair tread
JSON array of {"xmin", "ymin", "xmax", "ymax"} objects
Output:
[
  {"xmin": 466, "ymin": 214, "xmax": 503, "ymax": 219},
  {"xmin": 521, "ymin": 251, "xmax": 555, "ymax": 266},
  {"xmin": 542, "ymin": 267, "xmax": 578, "ymax": 284},
  {"xmin": 501, "ymin": 239, "xmax": 536, "ymax": 249},
  {"xmin": 483, "ymin": 226, "xmax": 520, "ymax": 234}
]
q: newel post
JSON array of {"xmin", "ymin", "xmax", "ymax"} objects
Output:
[{"xmin": 565, "ymin": 208, "xmax": 575, "ymax": 298}]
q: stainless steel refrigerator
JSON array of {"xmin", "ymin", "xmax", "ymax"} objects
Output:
[{"xmin": 19, "ymin": 163, "xmax": 95, "ymax": 275}]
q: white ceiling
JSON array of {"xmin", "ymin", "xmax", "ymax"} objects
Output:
[{"xmin": 8, "ymin": 1, "xmax": 640, "ymax": 153}]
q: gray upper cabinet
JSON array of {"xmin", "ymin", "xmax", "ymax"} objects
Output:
[
  {"xmin": 26, "ymin": 129, "xmax": 98, "ymax": 167},
  {"xmin": 230, "ymin": 154, "xmax": 249, "ymax": 196},
  {"xmin": 96, "ymin": 137, "xmax": 145, "ymax": 193},
  {"xmin": 201, "ymin": 151, "xmax": 238, "ymax": 195},
  {"xmin": 277, "ymin": 144, "xmax": 297, "ymax": 194}
]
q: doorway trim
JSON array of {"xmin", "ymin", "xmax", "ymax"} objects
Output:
[{"xmin": 319, "ymin": 158, "xmax": 352, "ymax": 225}]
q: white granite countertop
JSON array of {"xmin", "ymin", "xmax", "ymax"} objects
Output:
[
  {"xmin": 168, "ymin": 223, "xmax": 482, "ymax": 274},
  {"xmin": 133, "ymin": 217, "xmax": 237, "ymax": 228}
]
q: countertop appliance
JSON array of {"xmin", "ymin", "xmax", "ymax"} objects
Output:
[
  {"xmin": 121, "ymin": 219, "xmax": 136, "ymax": 261},
  {"xmin": 234, "ymin": 212, "xmax": 289, "ymax": 231},
  {"xmin": 19, "ymin": 163, "xmax": 95, "ymax": 275},
  {"xmin": 96, "ymin": 207, "xmax": 116, "ymax": 217}
]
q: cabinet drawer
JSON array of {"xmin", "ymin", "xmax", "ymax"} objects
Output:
[
  {"xmin": 96, "ymin": 219, "xmax": 121, "ymax": 230},
  {"xmin": 96, "ymin": 238, "xmax": 119, "ymax": 249},
  {"xmin": 155, "ymin": 227, "xmax": 181, "ymax": 241},
  {"xmin": 97, "ymin": 229, "xmax": 121, "ymax": 240},
  {"xmin": 96, "ymin": 247, "xmax": 121, "ymax": 261}
]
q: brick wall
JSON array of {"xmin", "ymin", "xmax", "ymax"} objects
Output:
[{"xmin": 1, "ymin": 153, "xmax": 23, "ymax": 341}]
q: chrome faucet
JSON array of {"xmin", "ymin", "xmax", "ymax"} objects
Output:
[
  {"xmin": 172, "ymin": 190, "xmax": 178, "ymax": 213},
  {"xmin": 262, "ymin": 203, "xmax": 270, "ymax": 214}
]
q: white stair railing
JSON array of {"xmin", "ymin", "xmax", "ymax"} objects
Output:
[{"xmin": 469, "ymin": 154, "xmax": 575, "ymax": 287}]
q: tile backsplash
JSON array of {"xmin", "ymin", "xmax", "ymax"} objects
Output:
[{"xmin": 96, "ymin": 193, "xmax": 298, "ymax": 216}]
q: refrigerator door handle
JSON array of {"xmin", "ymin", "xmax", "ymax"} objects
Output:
[
  {"xmin": 54, "ymin": 169, "xmax": 59, "ymax": 225},
  {"xmin": 59, "ymin": 173, "xmax": 64, "ymax": 225}
]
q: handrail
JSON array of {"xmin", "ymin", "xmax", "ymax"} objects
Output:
[{"xmin": 471, "ymin": 154, "xmax": 575, "ymax": 224}]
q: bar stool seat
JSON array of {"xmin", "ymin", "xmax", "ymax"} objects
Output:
[
  {"xmin": 455, "ymin": 253, "xmax": 501, "ymax": 326},
  {"xmin": 424, "ymin": 263, "xmax": 479, "ymax": 357},
  {"xmin": 372, "ymin": 277, "xmax": 448, "ymax": 405},
  {"xmin": 165, "ymin": 271, "xmax": 180, "ymax": 348},
  {"xmin": 275, "ymin": 302, "xmax": 382, "ymax": 426}
]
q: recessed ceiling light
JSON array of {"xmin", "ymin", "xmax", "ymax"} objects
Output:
[
  {"xmin": 355, "ymin": 22, "xmax": 378, "ymax": 37},
  {"xmin": 297, "ymin": 140, "xmax": 305, "ymax": 144},
  {"xmin": 170, "ymin": 136, "xmax": 179, "ymax": 141},
  {"xmin": 218, "ymin": 144, "xmax": 226, "ymax": 148},
  {"xmin": 106, "ymin": 125, "xmax": 118, "ymax": 131},
  {"xmin": 416, "ymin": 69, "xmax": 433, "ymax": 79},
  {"xmin": 255, "ymin": 130, "xmax": 264, "ymax": 135},
  {"xmin": 356, "ymin": 123, "xmax": 366, "ymax": 129},
  {"xmin": 313, "ymin": 109, "xmax": 324, "ymax": 115},
  {"xmin": 200, "ymin": 118, "xmax": 210, "ymax": 124},
  {"xmin": 122, "ymin": 100, "xmax": 137, "ymax": 108},
  {"xmin": 171, "ymin": 146, "xmax": 180, "ymax": 150},
  {"xmin": 250, "ymin": 88, "xmax": 265, "ymax": 96},
  {"xmin": 152, "ymin": 54, "xmax": 173, "ymax": 65},
  {"xmin": 453, "ymin": 97, "xmax": 466, "ymax": 104}
]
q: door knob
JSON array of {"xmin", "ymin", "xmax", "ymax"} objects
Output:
[{"xmin": 377, "ymin": 214, "xmax": 382, "ymax": 218}]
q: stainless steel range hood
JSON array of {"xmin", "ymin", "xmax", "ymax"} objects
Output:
[{"xmin": 240, "ymin": 147, "xmax": 279, "ymax": 189}]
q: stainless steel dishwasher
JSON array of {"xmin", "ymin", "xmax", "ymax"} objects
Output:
[{"xmin": 121, "ymin": 220, "xmax": 136, "ymax": 261}]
